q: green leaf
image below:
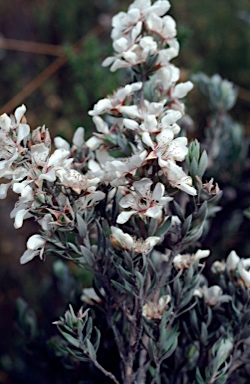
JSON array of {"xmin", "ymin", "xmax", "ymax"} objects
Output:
[
  {"xmin": 135, "ymin": 270, "xmax": 144, "ymax": 291},
  {"xmin": 172, "ymin": 201, "xmax": 185, "ymax": 222},
  {"xmin": 195, "ymin": 368, "xmax": 206, "ymax": 384},
  {"xmin": 87, "ymin": 339, "xmax": 97, "ymax": 361},
  {"xmin": 195, "ymin": 201, "xmax": 207, "ymax": 222},
  {"xmin": 181, "ymin": 214, "xmax": 192, "ymax": 238},
  {"xmin": 200, "ymin": 322, "xmax": 208, "ymax": 345},
  {"xmin": 148, "ymin": 218, "xmax": 158, "ymax": 236},
  {"xmin": 111, "ymin": 280, "xmax": 138, "ymax": 297},
  {"xmin": 198, "ymin": 150, "xmax": 208, "ymax": 177},
  {"xmin": 80, "ymin": 246, "xmax": 95, "ymax": 267},
  {"xmin": 155, "ymin": 217, "xmax": 172, "ymax": 237},
  {"xmin": 77, "ymin": 214, "xmax": 87, "ymax": 237},
  {"xmin": 68, "ymin": 242, "xmax": 81, "ymax": 254},
  {"xmin": 244, "ymin": 208, "xmax": 250, "ymax": 220},
  {"xmin": 161, "ymin": 339, "xmax": 178, "ymax": 361},
  {"xmin": 190, "ymin": 157, "xmax": 199, "ymax": 178},
  {"xmin": 61, "ymin": 331, "xmax": 80, "ymax": 348},
  {"xmin": 94, "ymin": 327, "xmax": 101, "ymax": 351},
  {"xmin": 117, "ymin": 265, "xmax": 132, "ymax": 280}
]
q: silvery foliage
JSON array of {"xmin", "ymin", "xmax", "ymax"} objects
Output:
[
  {"xmin": 192, "ymin": 73, "xmax": 247, "ymax": 184},
  {"xmin": 1, "ymin": 0, "xmax": 250, "ymax": 383}
]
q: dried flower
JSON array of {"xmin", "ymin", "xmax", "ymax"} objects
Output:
[{"xmin": 143, "ymin": 295, "xmax": 171, "ymax": 319}]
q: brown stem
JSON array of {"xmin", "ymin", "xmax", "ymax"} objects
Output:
[
  {"xmin": 124, "ymin": 313, "xmax": 137, "ymax": 384},
  {"xmin": 0, "ymin": 37, "xmax": 64, "ymax": 56},
  {"xmin": 124, "ymin": 297, "xmax": 143, "ymax": 384},
  {"xmin": 0, "ymin": 25, "xmax": 104, "ymax": 114},
  {"xmin": 93, "ymin": 360, "xmax": 121, "ymax": 384},
  {"xmin": 136, "ymin": 334, "xmax": 149, "ymax": 384},
  {"xmin": 151, "ymin": 363, "xmax": 161, "ymax": 384},
  {"xmin": 107, "ymin": 304, "xmax": 126, "ymax": 365}
]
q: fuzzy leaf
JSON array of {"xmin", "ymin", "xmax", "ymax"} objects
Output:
[
  {"xmin": 181, "ymin": 214, "xmax": 192, "ymax": 238},
  {"xmin": 172, "ymin": 201, "xmax": 185, "ymax": 222},
  {"xmin": 148, "ymin": 218, "xmax": 158, "ymax": 236},
  {"xmin": 61, "ymin": 331, "xmax": 80, "ymax": 349},
  {"xmin": 198, "ymin": 150, "xmax": 208, "ymax": 177},
  {"xmin": 111, "ymin": 280, "xmax": 138, "ymax": 297},
  {"xmin": 195, "ymin": 200, "xmax": 207, "ymax": 222},
  {"xmin": 190, "ymin": 157, "xmax": 199, "ymax": 178},
  {"xmin": 87, "ymin": 339, "xmax": 97, "ymax": 361},
  {"xmin": 77, "ymin": 214, "xmax": 88, "ymax": 237},
  {"xmin": 80, "ymin": 246, "xmax": 95, "ymax": 267},
  {"xmin": 155, "ymin": 217, "xmax": 172, "ymax": 237},
  {"xmin": 195, "ymin": 368, "xmax": 206, "ymax": 384},
  {"xmin": 94, "ymin": 327, "xmax": 101, "ymax": 351}
]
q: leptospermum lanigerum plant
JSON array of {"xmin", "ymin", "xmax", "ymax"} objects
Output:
[{"xmin": 1, "ymin": 1, "xmax": 250, "ymax": 383}]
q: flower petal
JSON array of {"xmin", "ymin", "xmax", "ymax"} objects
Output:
[{"xmin": 116, "ymin": 210, "xmax": 137, "ymax": 224}]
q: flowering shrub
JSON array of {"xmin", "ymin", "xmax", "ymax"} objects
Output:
[{"xmin": 1, "ymin": 1, "xmax": 250, "ymax": 383}]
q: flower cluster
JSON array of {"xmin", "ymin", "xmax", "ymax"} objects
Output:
[
  {"xmin": 2, "ymin": 1, "xmax": 250, "ymax": 383},
  {"xmin": 0, "ymin": 1, "xmax": 201, "ymax": 266},
  {"xmin": 212, "ymin": 250, "xmax": 250, "ymax": 289},
  {"xmin": 0, "ymin": 106, "xmax": 105, "ymax": 263},
  {"xmin": 103, "ymin": 0, "xmax": 179, "ymax": 72}
]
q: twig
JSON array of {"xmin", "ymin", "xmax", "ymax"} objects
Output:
[
  {"xmin": 0, "ymin": 37, "xmax": 64, "ymax": 56},
  {"xmin": 136, "ymin": 334, "xmax": 149, "ymax": 384},
  {"xmin": 0, "ymin": 25, "xmax": 104, "ymax": 115},
  {"xmin": 93, "ymin": 359, "xmax": 121, "ymax": 384},
  {"xmin": 151, "ymin": 363, "xmax": 161, "ymax": 384},
  {"xmin": 107, "ymin": 303, "xmax": 126, "ymax": 364},
  {"xmin": 238, "ymin": 86, "xmax": 250, "ymax": 104}
]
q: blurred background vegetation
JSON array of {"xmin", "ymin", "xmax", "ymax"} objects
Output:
[{"xmin": 0, "ymin": 0, "xmax": 250, "ymax": 383}]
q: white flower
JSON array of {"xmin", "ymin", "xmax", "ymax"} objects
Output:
[
  {"xmin": 54, "ymin": 136, "xmax": 70, "ymax": 151},
  {"xmin": 47, "ymin": 148, "xmax": 71, "ymax": 168},
  {"xmin": 88, "ymin": 82, "xmax": 142, "ymax": 116},
  {"xmin": 81, "ymin": 287, "xmax": 105, "ymax": 305},
  {"xmin": 151, "ymin": 65, "xmax": 180, "ymax": 93},
  {"xmin": 56, "ymin": 168, "xmax": 99, "ymax": 194},
  {"xmin": 105, "ymin": 151, "xmax": 147, "ymax": 186},
  {"xmin": 111, "ymin": 9, "xmax": 142, "ymax": 41},
  {"xmin": 110, "ymin": 226, "xmax": 134, "ymax": 249},
  {"xmin": 173, "ymin": 249, "xmax": 210, "ymax": 270},
  {"xmin": 32, "ymin": 125, "xmax": 51, "ymax": 145},
  {"xmin": 110, "ymin": 226, "xmax": 160, "ymax": 254},
  {"xmin": 194, "ymin": 285, "xmax": 231, "ymax": 306},
  {"xmin": 238, "ymin": 259, "xmax": 250, "ymax": 289},
  {"xmin": 163, "ymin": 160, "xmax": 197, "ymax": 195},
  {"xmin": 157, "ymin": 39, "xmax": 180, "ymax": 63},
  {"xmin": 38, "ymin": 214, "xmax": 54, "ymax": 231},
  {"xmin": 171, "ymin": 81, "xmax": 194, "ymax": 99},
  {"xmin": 201, "ymin": 286, "xmax": 231, "ymax": 306},
  {"xmin": 75, "ymin": 190, "xmax": 105, "ymax": 211},
  {"xmin": 72, "ymin": 127, "xmax": 85, "ymax": 148},
  {"xmin": 124, "ymin": 107, "xmax": 181, "ymax": 136},
  {"xmin": 0, "ymin": 181, "xmax": 13, "ymax": 199},
  {"xmin": 146, "ymin": 13, "xmax": 176, "ymax": 40},
  {"xmin": 20, "ymin": 234, "xmax": 46, "ymax": 264},
  {"xmin": 222, "ymin": 251, "xmax": 250, "ymax": 289},
  {"xmin": 0, "ymin": 133, "xmax": 18, "ymax": 173},
  {"xmin": 211, "ymin": 260, "xmax": 226, "ymax": 274},
  {"xmin": 0, "ymin": 106, "xmax": 30, "ymax": 177},
  {"xmin": 143, "ymin": 129, "xmax": 188, "ymax": 167},
  {"xmin": 226, "ymin": 250, "xmax": 240, "ymax": 271},
  {"xmin": 86, "ymin": 116, "xmax": 110, "ymax": 151},
  {"xmin": 129, "ymin": 0, "xmax": 171, "ymax": 18},
  {"xmin": 117, "ymin": 178, "xmax": 172, "ymax": 224},
  {"xmin": 143, "ymin": 295, "xmax": 171, "ymax": 319},
  {"xmin": 31, "ymin": 143, "xmax": 50, "ymax": 165}
]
